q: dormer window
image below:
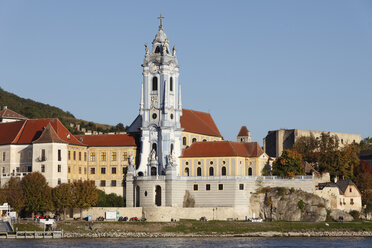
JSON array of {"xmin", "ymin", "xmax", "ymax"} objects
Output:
[{"xmin": 152, "ymin": 77, "xmax": 158, "ymax": 91}]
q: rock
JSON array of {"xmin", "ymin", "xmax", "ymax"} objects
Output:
[{"xmin": 329, "ymin": 209, "xmax": 354, "ymax": 222}]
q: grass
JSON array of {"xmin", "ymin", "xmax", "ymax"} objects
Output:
[
  {"xmin": 54, "ymin": 220, "xmax": 372, "ymax": 234},
  {"xmin": 14, "ymin": 223, "xmax": 44, "ymax": 232}
]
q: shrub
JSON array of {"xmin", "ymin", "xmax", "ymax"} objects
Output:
[
  {"xmin": 349, "ymin": 210, "xmax": 360, "ymax": 220},
  {"xmin": 277, "ymin": 187, "xmax": 287, "ymax": 196},
  {"xmin": 297, "ymin": 200, "xmax": 305, "ymax": 212}
]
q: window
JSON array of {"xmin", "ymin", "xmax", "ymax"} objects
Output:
[
  {"xmin": 184, "ymin": 167, "xmax": 189, "ymax": 176},
  {"xmin": 101, "ymin": 152, "xmax": 106, "ymax": 161},
  {"xmin": 152, "ymin": 77, "xmax": 158, "ymax": 91},
  {"xmin": 210, "ymin": 161, "xmax": 213, "ymax": 165},
  {"xmin": 170, "ymin": 77, "xmax": 173, "ymax": 91},
  {"xmin": 58, "ymin": 149, "xmax": 62, "ymax": 161},
  {"xmin": 100, "ymin": 180, "xmax": 106, "ymax": 187},
  {"xmin": 111, "ymin": 180, "xmax": 117, "ymax": 187},
  {"xmin": 68, "ymin": 179, "xmax": 70, "ymax": 184},
  {"xmin": 41, "ymin": 164, "xmax": 45, "ymax": 173},
  {"xmin": 79, "ymin": 152, "xmax": 82, "ymax": 161},
  {"xmin": 218, "ymin": 184, "xmax": 223, "ymax": 191},
  {"xmin": 209, "ymin": 167, "xmax": 214, "ymax": 176},
  {"xmin": 90, "ymin": 152, "xmax": 96, "ymax": 162},
  {"xmin": 84, "ymin": 168, "xmax": 86, "ymax": 174},
  {"xmin": 349, "ymin": 188, "xmax": 352, "ymax": 193},
  {"xmin": 152, "ymin": 113, "xmax": 157, "ymax": 119},
  {"xmin": 41, "ymin": 149, "xmax": 46, "ymax": 161},
  {"xmin": 350, "ymin": 198, "xmax": 354, "ymax": 205},
  {"xmin": 221, "ymin": 166, "xmax": 227, "ymax": 176},
  {"xmin": 101, "ymin": 167, "xmax": 106, "ymax": 174},
  {"xmin": 193, "ymin": 184, "xmax": 198, "ymax": 191},
  {"xmin": 206, "ymin": 184, "xmax": 211, "ymax": 191},
  {"xmin": 2, "ymin": 167, "xmax": 5, "ymax": 173},
  {"xmin": 2, "ymin": 152, "xmax": 6, "ymax": 161},
  {"xmin": 123, "ymin": 167, "xmax": 128, "ymax": 175},
  {"xmin": 123, "ymin": 152, "xmax": 128, "ymax": 161},
  {"xmin": 68, "ymin": 166, "xmax": 71, "ymax": 173},
  {"xmin": 239, "ymin": 184, "xmax": 244, "ymax": 190},
  {"xmin": 183, "ymin": 137, "xmax": 187, "ymax": 146},
  {"xmin": 203, "ymin": 139, "xmax": 207, "ymax": 142},
  {"xmin": 58, "ymin": 178, "xmax": 61, "ymax": 185},
  {"xmin": 68, "ymin": 151, "xmax": 71, "ymax": 160},
  {"xmin": 152, "ymin": 143, "xmax": 157, "ymax": 153},
  {"xmin": 197, "ymin": 167, "xmax": 202, "ymax": 176},
  {"xmin": 79, "ymin": 167, "xmax": 82, "ymax": 174},
  {"xmin": 112, "ymin": 167, "xmax": 117, "ymax": 174},
  {"xmin": 84, "ymin": 152, "xmax": 87, "ymax": 161},
  {"xmin": 58, "ymin": 164, "xmax": 61, "ymax": 173},
  {"xmin": 73, "ymin": 151, "xmax": 76, "ymax": 160},
  {"xmin": 248, "ymin": 167, "xmax": 253, "ymax": 176},
  {"xmin": 112, "ymin": 152, "xmax": 117, "ymax": 161},
  {"xmin": 90, "ymin": 168, "xmax": 95, "ymax": 174},
  {"xmin": 192, "ymin": 138, "xmax": 197, "ymax": 143}
]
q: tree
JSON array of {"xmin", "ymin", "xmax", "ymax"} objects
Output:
[
  {"xmin": 0, "ymin": 187, "xmax": 6, "ymax": 205},
  {"xmin": 292, "ymin": 134, "xmax": 318, "ymax": 164},
  {"xmin": 21, "ymin": 172, "xmax": 53, "ymax": 217},
  {"xmin": 3, "ymin": 177, "xmax": 25, "ymax": 214},
  {"xmin": 96, "ymin": 190, "xmax": 124, "ymax": 207},
  {"xmin": 359, "ymin": 137, "xmax": 372, "ymax": 150},
  {"xmin": 52, "ymin": 183, "xmax": 73, "ymax": 220},
  {"xmin": 272, "ymin": 150, "xmax": 305, "ymax": 177},
  {"xmin": 354, "ymin": 161, "xmax": 372, "ymax": 213},
  {"xmin": 71, "ymin": 180, "xmax": 98, "ymax": 219}
]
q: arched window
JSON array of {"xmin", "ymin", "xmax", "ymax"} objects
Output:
[
  {"xmin": 151, "ymin": 167, "xmax": 157, "ymax": 176},
  {"xmin": 192, "ymin": 138, "xmax": 197, "ymax": 143},
  {"xmin": 152, "ymin": 77, "xmax": 158, "ymax": 91},
  {"xmin": 170, "ymin": 77, "xmax": 173, "ymax": 91},
  {"xmin": 184, "ymin": 167, "xmax": 189, "ymax": 176},
  {"xmin": 197, "ymin": 167, "xmax": 202, "ymax": 176},
  {"xmin": 183, "ymin": 137, "xmax": 187, "ymax": 146},
  {"xmin": 209, "ymin": 167, "xmax": 214, "ymax": 176},
  {"xmin": 221, "ymin": 166, "xmax": 227, "ymax": 176},
  {"xmin": 170, "ymin": 144, "xmax": 174, "ymax": 153},
  {"xmin": 155, "ymin": 46, "xmax": 161, "ymax": 53},
  {"xmin": 248, "ymin": 167, "xmax": 253, "ymax": 176},
  {"xmin": 203, "ymin": 139, "xmax": 207, "ymax": 142}
]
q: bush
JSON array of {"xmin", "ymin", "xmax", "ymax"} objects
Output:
[
  {"xmin": 277, "ymin": 187, "xmax": 287, "ymax": 196},
  {"xmin": 349, "ymin": 210, "xmax": 360, "ymax": 220},
  {"xmin": 297, "ymin": 200, "xmax": 305, "ymax": 212}
]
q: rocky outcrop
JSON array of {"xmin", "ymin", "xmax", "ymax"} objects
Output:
[
  {"xmin": 250, "ymin": 187, "xmax": 327, "ymax": 222},
  {"xmin": 329, "ymin": 209, "xmax": 353, "ymax": 222}
]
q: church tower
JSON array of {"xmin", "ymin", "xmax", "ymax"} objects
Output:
[{"xmin": 136, "ymin": 15, "xmax": 182, "ymax": 176}]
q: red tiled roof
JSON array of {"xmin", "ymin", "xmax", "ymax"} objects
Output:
[
  {"xmin": 33, "ymin": 123, "xmax": 67, "ymax": 144},
  {"xmin": 237, "ymin": 126, "xmax": 249, "ymax": 137},
  {"xmin": 0, "ymin": 108, "xmax": 27, "ymax": 120},
  {"xmin": 181, "ymin": 109, "xmax": 222, "ymax": 138},
  {"xmin": 75, "ymin": 134, "xmax": 136, "ymax": 147},
  {"xmin": 181, "ymin": 141, "xmax": 264, "ymax": 158},
  {"xmin": 0, "ymin": 118, "xmax": 83, "ymax": 145},
  {"xmin": 0, "ymin": 120, "xmax": 27, "ymax": 145}
]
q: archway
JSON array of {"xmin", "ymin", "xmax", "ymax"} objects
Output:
[
  {"xmin": 248, "ymin": 167, "xmax": 253, "ymax": 176},
  {"xmin": 155, "ymin": 185, "xmax": 161, "ymax": 206}
]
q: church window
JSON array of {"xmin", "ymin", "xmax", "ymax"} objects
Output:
[
  {"xmin": 192, "ymin": 138, "xmax": 197, "ymax": 143},
  {"xmin": 170, "ymin": 144, "xmax": 174, "ymax": 153},
  {"xmin": 184, "ymin": 167, "xmax": 189, "ymax": 176},
  {"xmin": 170, "ymin": 77, "xmax": 173, "ymax": 91},
  {"xmin": 152, "ymin": 113, "xmax": 157, "ymax": 119},
  {"xmin": 248, "ymin": 167, "xmax": 253, "ymax": 176},
  {"xmin": 152, "ymin": 77, "xmax": 158, "ymax": 91},
  {"xmin": 221, "ymin": 166, "xmax": 227, "ymax": 176},
  {"xmin": 183, "ymin": 137, "xmax": 187, "ymax": 146},
  {"xmin": 170, "ymin": 114, "xmax": 174, "ymax": 120},
  {"xmin": 209, "ymin": 167, "xmax": 214, "ymax": 176},
  {"xmin": 197, "ymin": 167, "xmax": 202, "ymax": 176}
]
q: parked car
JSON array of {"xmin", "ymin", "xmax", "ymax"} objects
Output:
[
  {"xmin": 96, "ymin": 216, "xmax": 104, "ymax": 221},
  {"xmin": 129, "ymin": 217, "xmax": 138, "ymax": 222},
  {"xmin": 248, "ymin": 218, "xmax": 263, "ymax": 223},
  {"xmin": 200, "ymin": 216, "xmax": 207, "ymax": 221},
  {"xmin": 118, "ymin": 216, "xmax": 128, "ymax": 222}
]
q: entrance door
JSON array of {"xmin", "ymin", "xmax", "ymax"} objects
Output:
[{"xmin": 155, "ymin": 185, "xmax": 161, "ymax": 206}]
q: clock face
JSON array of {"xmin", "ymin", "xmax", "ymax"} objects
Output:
[{"xmin": 150, "ymin": 63, "xmax": 159, "ymax": 73}]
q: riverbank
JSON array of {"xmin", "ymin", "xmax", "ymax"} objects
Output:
[{"xmin": 14, "ymin": 220, "xmax": 372, "ymax": 238}]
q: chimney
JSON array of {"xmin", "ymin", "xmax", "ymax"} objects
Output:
[{"xmin": 3, "ymin": 106, "xmax": 7, "ymax": 110}]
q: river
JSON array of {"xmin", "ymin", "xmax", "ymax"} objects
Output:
[{"xmin": 0, "ymin": 237, "xmax": 371, "ymax": 248}]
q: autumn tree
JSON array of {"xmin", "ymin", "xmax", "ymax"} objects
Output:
[
  {"xmin": 354, "ymin": 161, "xmax": 372, "ymax": 213},
  {"xmin": 71, "ymin": 180, "xmax": 98, "ymax": 219},
  {"xmin": 292, "ymin": 134, "xmax": 318, "ymax": 163},
  {"xmin": 52, "ymin": 183, "xmax": 73, "ymax": 220},
  {"xmin": 21, "ymin": 172, "xmax": 53, "ymax": 217},
  {"xmin": 272, "ymin": 150, "xmax": 305, "ymax": 177},
  {"xmin": 359, "ymin": 137, "xmax": 372, "ymax": 150},
  {"xmin": 0, "ymin": 187, "xmax": 6, "ymax": 205},
  {"xmin": 2, "ymin": 177, "xmax": 25, "ymax": 214}
]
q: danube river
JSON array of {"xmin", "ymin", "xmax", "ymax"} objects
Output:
[{"xmin": 0, "ymin": 237, "xmax": 371, "ymax": 248}]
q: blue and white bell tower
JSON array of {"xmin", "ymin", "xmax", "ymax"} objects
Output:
[{"xmin": 136, "ymin": 15, "xmax": 183, "ymax": 176}]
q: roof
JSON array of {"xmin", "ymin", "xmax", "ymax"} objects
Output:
[
  {"xmin": 33, "ymin": 123, "xmax": 67, "ymax": 144},
  {"xmin": 0, "ymin": 107, "xmax": 27, "ymax": 120},
  {"xmin": 181, "ymin": 141, "xmax": 264, "ymax": 158},
  {"xmin": 75, "ymin": 134, "xmax": 136, "ymax": 147},
  {"xmin": 181, "ymin": 109, "xmax": 222, "ymax": 138},
  {"xmin": 237, "ymin": 126, "xmax": 249, "ymax": 137},
  {"xmin": 0, "ymin": 118, "xmax": 83, "ymax": 146},
  {"xmin": 317, "ymin": 180, "xmax": 358, "ymax": 195}
]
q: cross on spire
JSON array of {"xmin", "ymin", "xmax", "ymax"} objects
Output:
[{"xmin": 158, "ymin": 14, "xmax": 164, "ymax": 30}]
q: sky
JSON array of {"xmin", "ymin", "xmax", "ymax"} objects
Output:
[{"xmin": 0, "ymin": 0, "xmax": 371, "ymax": 144}]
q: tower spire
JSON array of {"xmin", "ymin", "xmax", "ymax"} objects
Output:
[{"xmin": 158, "ymin": 14, "xmax": 164, "ymax": 31}]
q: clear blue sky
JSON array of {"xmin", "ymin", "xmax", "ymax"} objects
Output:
[{"xmin": 0, "ymin": 0, "xmax": 371, "ymax": 143}]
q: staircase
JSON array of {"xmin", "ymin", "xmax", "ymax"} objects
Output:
[{"xmin": 0, "ymin": 220, "xmax": 13, "ymax": 233}]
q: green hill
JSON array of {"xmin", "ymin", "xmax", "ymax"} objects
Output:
[{"xmin": 0, "ymin": 87, "xmax": 126, "ymax": 134}]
